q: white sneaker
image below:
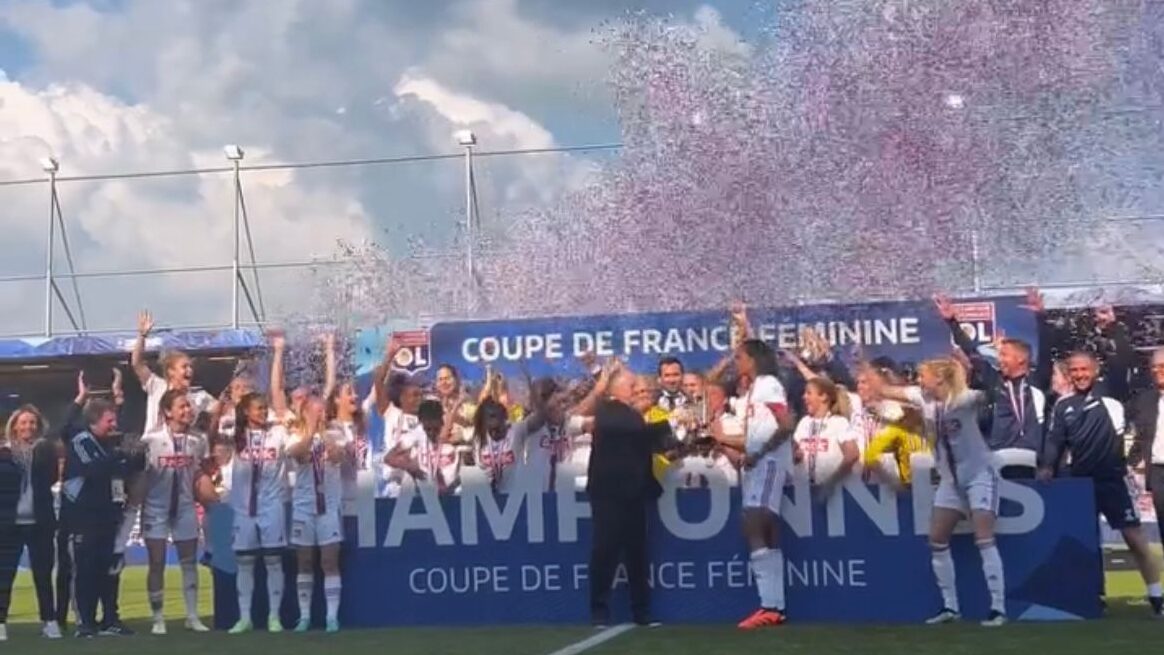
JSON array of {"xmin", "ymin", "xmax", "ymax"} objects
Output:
[
  {"xmin": 42, "ymin": 621, "xmax": 62, "ymax": 639},
  {"xmin": 925, "ymin": 608, "xmax": 960, "ymax": 624},
  {"xmin": 151, "ymin": 619, "xmax": 167, "ymax": 635},
  {"xmin": 0, "ymin": 623, "xmax": 8, "ymax": 641},
  {"xmin": 185, "ymin": 617, "xmax": 210, "ymax": 632},
  {"xmin": 980, "ymin": 610, "xmax": 1007, "ymax": 627}
]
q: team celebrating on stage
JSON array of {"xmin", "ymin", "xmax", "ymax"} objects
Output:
[{"xmin": 0, "ymin": 290, "xmax": 1161, "ymax": 638}]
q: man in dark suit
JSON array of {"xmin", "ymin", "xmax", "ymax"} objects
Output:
[
  {"xmin": 1128, "ymin": 348, "xmax": 1164, "ymax": 524},
  {"xmin": 585, "ymin": 367, "xmax": 673, "ymax": 628}
]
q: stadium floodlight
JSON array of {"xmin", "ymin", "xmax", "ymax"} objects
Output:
[
  {"xmin": 40, "ymin": 157, "xmax": 59, "ymax": 174},
  {"xmin": 454, "ymin": 130, "xmax": 478, "ymax": 147},
  {"xmin": 944, "ymin": 93, "xmax": 965, "ymax": 110},
  {"xmin": 223, "ymin": 144, "xmax": 245, "ymax": 161}
]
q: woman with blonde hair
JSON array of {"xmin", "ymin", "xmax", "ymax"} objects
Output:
[
  {"xmin": 287, "ymin": 396, "xmax": 350, "ymax": 633},
  {"xmin": 874, "ymin": 357, "xmax": 1004, "ymax": 626},
  {"xmin": 0, "ymin": 404, "xmax": 61, "ymax": 639}
]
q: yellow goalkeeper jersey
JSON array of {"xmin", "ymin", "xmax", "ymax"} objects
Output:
[
  {"xmin": 644, "ymin": 406, "xmax": 672, "ymax": 481},
  {"xmin": 863, "ymin": 423, "xmax": 928, "ymax": 484}
]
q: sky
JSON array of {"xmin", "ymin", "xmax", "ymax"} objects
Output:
[{"xmin": 0, "ymin": 0, "xmax": 756, "ymax": 336}]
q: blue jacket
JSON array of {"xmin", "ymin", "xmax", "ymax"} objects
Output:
[
  {"xmin": 948, "ymin": 316, "xmax": 1052, "ymax": 452},
  {"xmin": 1041, "ymin": 390, "xmax": 1127, "ymax": 479},
  {"xmin": 61, "ymin": 430, "xmax": 129, "ymax": 528}
]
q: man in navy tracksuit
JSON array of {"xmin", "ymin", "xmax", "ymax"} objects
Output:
[
  {"xmin": 938, "ymin": 293, "xmax": 1052, "ymax": 472},
  {"xmin": 61, "ymin": 400, "xmax": 134, "ymax": 638},
  {"xmin": 1039, "ymin": 352, "xmax": 1164, "ymax": 615}
]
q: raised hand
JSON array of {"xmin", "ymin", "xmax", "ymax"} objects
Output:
[
  {"xmin": 75, "ymin": 370, "xmax": 89, "ymax": 402},
  {"xmin": 1021, "ymin": 287, "xmax": 1045, "ymax": 314},
  {"xmin": 137, "ymin": 310, "xmax": 154, "ymax": 337},
  {"xmin": 931, "ymin": 294, "xmax": 956, "ymax": 321},
  {"xmin": 267, "ymin": 328, "xmax": 286, "ymax": 351}
]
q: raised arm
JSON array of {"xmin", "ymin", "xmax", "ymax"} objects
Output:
[
  {"xmin": 373, "ymin": 335, "xmax": 402, "ymax": 416},
  {"xmin": 61, "ymin": 371, "xmax": 89, "ymax": 442},
  {"xmin": 269, "ymin": 332, "xmax": 289, "ymax": 419},
  {"xmin": 569, "ymin": 360, "xmax": 617, "ymax": 419},
  {"xmin": 322, "ymin": 332, "xmax": 337, "ymax": 401},
  {"xmin": 131, "ymin": 310, "xmax": 155, "ymax": 388}
]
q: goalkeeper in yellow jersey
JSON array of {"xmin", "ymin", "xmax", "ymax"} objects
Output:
[{"xmin": 863, "ymin": 419, "xmax": 929, "ymax": 489}]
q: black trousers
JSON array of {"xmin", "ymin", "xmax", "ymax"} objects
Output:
[
  {"xmin": 72, "ymin": 521, "xmax": 117, "ymax": 629},
  {"xmin": 55, "ymin": 523, "xmax": 72, "ymax": 626},
  {"xmin": 0, "ymin": 523, "xmax": 57, "ymax": 622},
  {"xmin": 1150, "ymin": 466, "xmax": 1164, "ymax": 540},
  {"xmin": 589, "ymin": 495, "xmax": 649, "ymax": 622}
]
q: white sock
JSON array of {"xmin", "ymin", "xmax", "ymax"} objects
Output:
[
  {"xmin": 749, "ymin": 548, "xmax": 782, "ymax": 610},
  {"xmin": 148, "ymin": 590, "xmax": 164, "ymax": 621},
  {"xmin": 977, "ymin": 540, "xmax": 1005, "ymax": 614},
  {"xmin": 114, "ymin": 506, "xmax": 138, "ymax": 556},
  {"xmin": 265, "ymin": 555, "xmax": 285, "ymax": 617},
  {"xmin": 930, "ymin": 543, "xmax": 959, "ymax": 612},
  {"xmin": 180, "ymin": 560, "xmax": 199, "ymax": 620},
  {"xmin": 236, "ymin": 555, "xmax": 256, "ymax": 622},
  {"xmin": 296, "ymin": 574, "xmax": 314, "ymax": 623},
  {"xmin": 1148, "ymin": 582, "xmax": 1162, "ymax": 598},
  {"xmin": 324, "ymin": 575, "xmax": 342, "ymax": 622},
  {"xmin": 766, "ymin": 548, "xmax": 785, "ymax": 611}
]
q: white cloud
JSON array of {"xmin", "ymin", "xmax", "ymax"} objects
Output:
[{"xmin": 0, "ymin": 0, "xmax": 749, "ymax": 335}]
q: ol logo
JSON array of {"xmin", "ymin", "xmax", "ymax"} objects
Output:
[
  {"xmin": 951, "ymin": 301, "xmax": 997, "ymax": 345},
  {"xmin": 391, "ymin": 330, "xmax": 432, "ymax": 374}
]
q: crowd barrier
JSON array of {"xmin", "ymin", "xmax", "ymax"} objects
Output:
[{"xmin": 211, "ymin": 467, "xmax": 1102, "ymax": 628}]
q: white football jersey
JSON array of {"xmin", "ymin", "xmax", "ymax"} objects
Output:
[
  {"xmin": 476, "ymin": 421, "xmax": 528, "ymax": 493},
  {"xmin": 227, "ymin": 425, "xmax": 289, "ymax": 518},
  {"xmin": 397, "ymin": 428, "xmax": 460, "ymax": 492},
  {"xmin": 523, "ymin": 422, "xmax": 573, "ymax": 493},
  {"xmin": 290, "ymin": 427, "xmax": 346, "ymax": 516},
  {"xmin": 904, "ymin": 387, "xmax": 992, "ymax": 483},
  {"xmin": 142, "ymin": 426, "xmax": 208, "ymax": 519},
  {"xmin": 792, "ymin": 415, "xmax": 855, "ymax": 483},
  {"xmin": 143, "ymin": 374, "xmax": 214, "ymax": 434},
  {"xmin": 742, "ymin": 375, "xmax": 790, "ymax": 460}
]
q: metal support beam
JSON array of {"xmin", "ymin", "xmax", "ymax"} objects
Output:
[
  {"xmin": 43, "ymin": 170, "xmax": 55, "ymax": 337},
  {"xmin": 231, "ymin": 159, "xmax": 242, "ymax": 329},
  {"xmin": 464, "ymin": 143, "xmax": 476, "ymax": 314}
]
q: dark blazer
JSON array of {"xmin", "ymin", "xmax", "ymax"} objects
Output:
[
  {"xmin": 586, "ymin": 400, "xmax": 673, "ymax": 502},
  {"xmin": 1127, "ymin": 387, "xmax": 1162, "ymax": 487},
  {"xmin": 0, "ymin": 451, "xmax": 24, "ymax": 527},
  {"xmin": 28, "ymin": 437, "xmax": 60, "ymax": 528}
]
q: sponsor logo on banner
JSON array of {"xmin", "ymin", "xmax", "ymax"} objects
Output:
[
  {"xmin": 391, "ymin": 330, "xmax": 432, "ymax": 374},
  {"xmin": 952, "ymin": 302, "xmax": 997, "ymax": 345}
]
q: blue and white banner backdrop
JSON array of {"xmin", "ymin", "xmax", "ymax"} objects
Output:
[
  {"xmin": 208, "ymin": 462, "xmax": 1101, "ymax": 628},
  {"xmin": 424, "ymin": 296, "xmax": 1034, "ymax": 383}
]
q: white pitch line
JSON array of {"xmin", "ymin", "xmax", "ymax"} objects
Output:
[{"xmin": 544, "ymin": 624, "xmax": 636, "ymax": 655}]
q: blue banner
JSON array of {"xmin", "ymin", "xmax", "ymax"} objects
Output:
[
  {"xmin": 414, "ymin": 296, "xmax": 1034, "ymax": 383},
  {"xmin": 0, "ymin": 329, "xmax": 264, "ymax": 361},
  {"xmin": 211, "ymin": 473, "xmax": 1100, "ymax": 627}
]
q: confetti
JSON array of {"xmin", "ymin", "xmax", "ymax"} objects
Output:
[{"xmin": 300, "ymin": 0, "xmax": 1164, "ymax": 345}]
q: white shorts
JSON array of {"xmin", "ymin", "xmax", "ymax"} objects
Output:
[
  {"xmin": 934, "ymin": 469, "xmax": 999, "ymax": 516},
  {"xmin": 742, "ymin": 457, "xmax": 787, "ymax": 516},
  {"xmin": 140, "ymin": 507, "xmax": 200, "ymax": 542},
  {"xmin": 290, "ymin": 509, "xmax": 343, "ymax": 547},
  {"xmin": 232, "ymin": 504, "xmax": 287, "ymax": 552}
]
